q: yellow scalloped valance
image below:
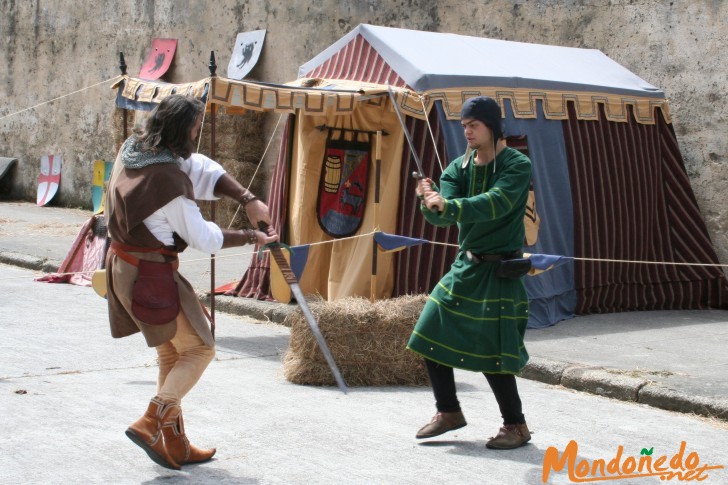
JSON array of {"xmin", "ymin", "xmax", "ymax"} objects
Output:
[
  {"xmin": 112, "ymin": 76, "xmax": 209, "ymax": 104},
  {"xmin": 209, "ymin": 77, "xmax": 387, "ymax": 117},
  {"xmin": 115, "ymin": 76, "xmax": 670, "ymax": 125},
  {"xmin": 398, "ymin": 86, "xmax": 671, "ymax": 125}
]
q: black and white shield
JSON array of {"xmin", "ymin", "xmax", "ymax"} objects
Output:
[{"xmin": 226, "ymin": 30, "xmax": 266, "ymax": 80}]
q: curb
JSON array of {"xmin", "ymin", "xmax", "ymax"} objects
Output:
[
  {"xmin": 0, "ymin": 251, "xmax": 61, "ymax": 273},
  {"xmin": 206, "ymin": 297, "xmax": 728, "ymax": 422},
  {"xmin": 199, "ymin": 293, "xmax": 294, "ymax": 326},
  {"xmin": 521, "ymin": 357, "xmax": 728, "ymax": 421},
  {"xmin": 639, "ymin": 385, "xmax": 728, "ymax": 420}
]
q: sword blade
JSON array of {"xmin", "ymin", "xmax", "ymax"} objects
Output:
[
  {"xmin": 288, "ymin": 281, "xmax": 348, "ymax": 393},
  {"xmin": 267, "ymin": 240, "xmax": 348, "ymax": 394},
  {"xmin": 387, "ymin": 85, "xmax": 426, "ymax": 178}
]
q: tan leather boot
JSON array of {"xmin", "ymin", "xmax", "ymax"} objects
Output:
[
  {"xmin": 161, "ymin": 404, "xmax": 216, "ymax": 465},
  {"xmin": 416, "ymin": 411, "xmax": 467, "ymax": 439},
  {"xmin": 486, "ymin": 423, "xmax": 532, "ymax": 449},
  {"xmin": 125, "ymin": 397, "xmax": 181, "ymax": 470}
]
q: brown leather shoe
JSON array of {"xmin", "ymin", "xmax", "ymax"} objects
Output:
[
  {"xmin": 485, "ymin": 423, "xmax": 531, "ymax": 449},
  {"xmin": 161, "ymin": 404, "xmax": 217, "ymax": 465},
  {"xmin": 416, "ymin": 411, "xmax": 467, "ymax": 439},
  {"xmin": 126, "ymin": 397, "xmax": 181, "ymax": 470}
]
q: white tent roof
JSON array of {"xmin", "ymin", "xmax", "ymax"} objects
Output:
[{"xmin": 299, "ymin": 24, "xmax": 664, "ymax": 98}]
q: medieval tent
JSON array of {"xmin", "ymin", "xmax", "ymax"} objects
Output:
[
  {"xmin": 115, "ymin": 24, "xmax": 728, "ymax": 328},
  {"xmin": 36, "ymin": 214, "xmax": 109, "ymax": 286},
  {"xmin": 234, "ymin": 23, "xmax": 728, "ymax": 327}
]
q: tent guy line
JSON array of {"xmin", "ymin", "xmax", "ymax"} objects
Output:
[
  {"xmin": 225, "ymin": 113, "xmax": 285, "ymax": 230},
  {"xmin": 0, "ymin": 76, "xmax": 122, "ymax": 121},
  {"xmin": 418, "ymin": 94, "xmax": 445, "ymax": 173},
  {"xmin": 5, "ymin": 230, "xmax": 728, "ymax": 283}
]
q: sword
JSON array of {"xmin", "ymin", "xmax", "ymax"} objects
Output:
[
  {"xmin": 258, "ymin": 222, "xmax": 348, "ymax": 394},
  {"xmin": 387, "ymin": 85, "xmax": 425, "ymax": 180}
]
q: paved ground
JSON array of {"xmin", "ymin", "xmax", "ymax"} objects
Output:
[
  {"xmin": 1, "ymin": 199, "xmax": 727, "ymax": 425},
  {"xmin": 2, "ymin": 262, "xmax": 728, "ymax": 484}
]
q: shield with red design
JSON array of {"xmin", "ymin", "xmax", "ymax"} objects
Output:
[
  {"xmin": 316, "ymin": 133, "xmax": 370, "ymax": 238},
  {"xmin": 37, "ymin": 155, "xmax": 61, "ymax": 206},
  {"xmin": 139, "ymin": 38, "xmax": 177, "ymax": 80}
]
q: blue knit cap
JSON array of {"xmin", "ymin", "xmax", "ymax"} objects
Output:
[{"xmin": 460, "ymin": 96, "xmax": 504, "ymax": 140}]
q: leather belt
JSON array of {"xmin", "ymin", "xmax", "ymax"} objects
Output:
[
  {"xmin": 110, "ymin": 241, "xmax": 179, "ymax": 269},
  {"xmin": 464, "ymin": 250, "xmax": 521, "ymax": 263}
]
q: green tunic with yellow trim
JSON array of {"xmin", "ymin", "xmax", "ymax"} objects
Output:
[{"xmin": 407, "ymin": 146, "xmax": 532, "ymax": 374}]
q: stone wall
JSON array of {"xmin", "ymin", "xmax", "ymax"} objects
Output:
[{"xmin": 1, "ymin": 0, "xmax": 725, "ymax": 262}]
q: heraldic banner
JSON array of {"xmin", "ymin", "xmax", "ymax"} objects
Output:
[{"xmin": 316, "ymin": 129, "xmax": 371, "ymax": 238}]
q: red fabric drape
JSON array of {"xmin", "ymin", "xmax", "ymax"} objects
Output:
[
  {"xmin": 232, "ymin": 116, "xmax": 293, "ymax": 299},
  {"xmin": 563, "ymin": 103, "xmax": 728, "ymax": 313},
  {"xmin": 392, "ymin": 108, "xmax": 459, "ymax": 296},
  {"xmin": 304, "ymin": 34, "xmax": 409, "ymax": 88}
]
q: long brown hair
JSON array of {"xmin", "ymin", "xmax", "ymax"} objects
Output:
[{"xmin": 134, "ymin": 94, "xmax": 204, "ymax": 159}]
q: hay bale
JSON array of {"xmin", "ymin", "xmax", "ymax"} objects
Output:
[{"xmin": 283, "ymin": 294, "xmax": 430, "ymax": 387}]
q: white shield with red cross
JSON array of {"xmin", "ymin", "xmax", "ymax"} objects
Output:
[{"xmin": 37, "ymin": 154, "xmax": 61, "ymax": 206}]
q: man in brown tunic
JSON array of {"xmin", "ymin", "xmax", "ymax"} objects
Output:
[{"xmin": 105, "ymin": 94, "xmax": 277, "ymax": 469}]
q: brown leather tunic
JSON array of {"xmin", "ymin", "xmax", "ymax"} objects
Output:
[{"xmin": 104, "ymin": 149, "xmax": 214, "ymax": 348}]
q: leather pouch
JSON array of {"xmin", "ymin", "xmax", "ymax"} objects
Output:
[
  {"xmin": 495, "ymin": 257, "xmax": 532, "ymax": 279},
  {"xmin": 131, "ymin": 259, "xmax": 179, "ymax": 325}
]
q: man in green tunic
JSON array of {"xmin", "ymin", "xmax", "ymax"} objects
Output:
[{"xmin": 407, "ymin": 96, "xmax": 532, "ymax": 449}]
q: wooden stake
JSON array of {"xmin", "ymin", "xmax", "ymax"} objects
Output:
[{"xmin": 370, "ymin": 130, "xmax": 382, "ymax": 301}]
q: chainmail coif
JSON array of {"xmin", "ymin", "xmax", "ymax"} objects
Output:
[{"xmin": 120, "ymin": 136, "xmax": 180, "ymax": 169}]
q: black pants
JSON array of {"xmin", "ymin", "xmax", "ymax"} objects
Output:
[{"xmin": 424, "ymin": 358, "xmax": 525, "ymax": 425}]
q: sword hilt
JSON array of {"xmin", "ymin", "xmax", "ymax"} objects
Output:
[
  {"xmin": 258, "ymin": 222, "xmax": 297, "ymax": 285},
  {"xmin": 257, "ymin": 220, "xmax": 268, "ymax": 229},
  {"xmin": 258, "ymin": 221, "xmax": 283, "ymax": 247},
  {"xmin": 257, "ymin": 221, "xmax": 274, "ymax": 242}
]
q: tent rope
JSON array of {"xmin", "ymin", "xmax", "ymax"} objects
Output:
[
  {"xmin": 419, "ymin": 94, "xmax": 444, "ymax": 173},
  {"xmin": 8, "ymin": 229, "xmax": 728, "ymax": 282},
  {"xmin": 4, "ymin": 78, "xmax": 725, "ymax": 283},
  {"xmin": 0, "ymin": 75, "xmax": 122, "ymax": 121},
  {"xmin": 195, "ymin": 86, "xmax": 210, "ymax": 153},
  {"xmin": 227, "ymin": 112, "xmax": 284, "ymax": 229}
]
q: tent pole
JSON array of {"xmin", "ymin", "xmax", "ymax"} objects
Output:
[
  {"xmin": 119, "ymin": 52, "xmax": 128, "ymax": 141},
  {"xmin": 208, "ymin": 52, "xmax": 217, "ymax": 338},
  {"xmin": 370, "ymin": 130, "xmax": 382, "ymax": 301}
]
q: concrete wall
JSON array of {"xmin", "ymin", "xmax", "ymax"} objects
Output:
[{"xmin": 1, "ymin": 0, "xmax": 726, "ymax": 263}]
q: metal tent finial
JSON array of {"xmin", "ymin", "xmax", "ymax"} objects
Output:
[
  {"xmin": 119, "ymin": 52, "xmax": 127, "ymax": 75},
  {"xmin": 208, "ymin": 51, "xmax": 217, "ymax": 76}
]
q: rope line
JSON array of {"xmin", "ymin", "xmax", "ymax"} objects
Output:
[
  {"xmin": 227, "ymin": 113, "xmax": 284, "ymax": 229},
  {"xmin": 4, "ymin": 229, "xmax": 728, "ymax": 282},
  {"xmin": 419, "ymin": 94, "xmax": 444, "ymax": 173},
  {"xmin": 2, "ymin": 80, "xmax": 725, "ymax": 277},
  {"xmin": 0, "ymin": 76, "xmax": 122, "ymax": 121},
  {"xmin": 196, "ymin": 87, "xmax": 210, "ymax": 153},
  {"xmin": 570, "ymin": 257, "xmax": 728, "ymax": 267}
]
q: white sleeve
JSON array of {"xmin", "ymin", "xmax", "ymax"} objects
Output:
[
  {"xmin": 179, "ymin": 153, "xmax": 226, "ymax": 200},
  {"xmin": 158, "ymin": 196, "xmax": 224, "ymax": 254}
]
